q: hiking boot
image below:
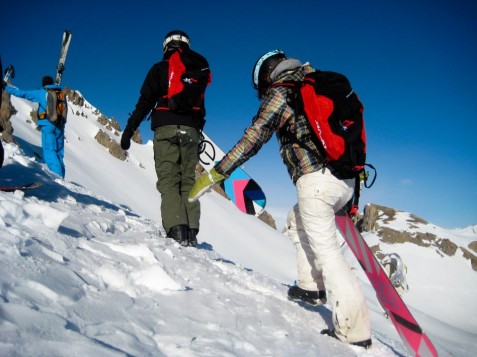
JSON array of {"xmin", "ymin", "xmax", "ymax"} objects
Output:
[
  {"xmin": 288, "ymin": 285, "xmax": 327, "ymax": 305},
  {"xmin": 187, "ymin": 228, "xmax": 199, "ymax": 248},
  {"xmin": 167, "ymin": 225, "xmax": 189, "ymax": 246},
  {"xmin": 320, "ymin": 329, "xmax": 372, "ymax": 349}
]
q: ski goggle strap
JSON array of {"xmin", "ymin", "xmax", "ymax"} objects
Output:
[
  {"xmin": 253, "ymin": 49, "xmax": 284, "ymax": 89},
  {"xmin": 163, "ymin": 34, "xmax": 190, "ymax": 49}
]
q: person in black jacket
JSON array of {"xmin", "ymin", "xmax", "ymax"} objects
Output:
[{"xmin": 121, "ymin": 30, "xmax": 210, "ymax": 247}]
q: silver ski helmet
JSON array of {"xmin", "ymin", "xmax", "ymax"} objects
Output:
[
  {"xmin": 252, "ymin": 49, "xmax": 286, "ymax": 99},
  {"xmin": 163, "ymin": 30, "xmax": 190, "ymax": 53}
]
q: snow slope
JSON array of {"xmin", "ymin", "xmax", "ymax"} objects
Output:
[{"xmin": 0, "ymin": 95, "xmax": 476, "ymax": 356}]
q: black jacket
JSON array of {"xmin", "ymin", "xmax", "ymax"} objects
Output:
[{"xmin": 127, "ymin": 47, "xmax": 208, "ymax": 132}]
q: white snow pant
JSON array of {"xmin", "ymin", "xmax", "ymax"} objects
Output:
[
  {"xmin": 286, "ymin": 205, "xmax": 325, "ymax": 292},
  {"xmin": 295, "ymin": 168, "xmax": 371, "ymax": 343}
]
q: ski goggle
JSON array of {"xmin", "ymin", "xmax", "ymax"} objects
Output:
[
  {"xmin": 163, "ymin": 34, "xmax": 190, "ymax": 49},
  {"xmin": 252, "ymin": 49, "xmax": 284, "ymax": 89}
]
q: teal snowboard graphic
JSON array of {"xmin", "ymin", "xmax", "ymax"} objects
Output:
[{"xmin": 199, "ymin": 132, "xmax": 266, "ymax": 215}]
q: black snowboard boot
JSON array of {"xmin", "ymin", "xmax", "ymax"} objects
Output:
[
  {"xmin": 320, "ymin": 329, "xmax": 372, "ymax": 349},
  {"xmin": 288, "ymin": 285, "xmax": 327, "ymax": 305},
  {"xmin": 187, "ymin": 228, "xmax": 199, "ymax": 248},
  {"xmin": 167, "ymin": 225, "xmax": 189, "ymax": 246}
]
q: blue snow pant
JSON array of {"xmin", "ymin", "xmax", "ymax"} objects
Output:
[{"xmin": 40, "ymin": 123, "xmax": 65, "ymax": 178}]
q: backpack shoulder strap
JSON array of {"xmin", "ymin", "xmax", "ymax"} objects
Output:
[
  {"xmin": 271, "ymin": 80, "xmax": 301, "ymax": 89},
  {"xmin": 272, "ymin": 80, "xmax": 318, "ymax": 152},
  {"xmin": 37, "ymin": 87, "xmax": 51, "ymax": 118}
]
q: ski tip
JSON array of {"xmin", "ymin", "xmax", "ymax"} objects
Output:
[{"xmin": 0, "ymin": 182, "xmax": 43, "ymax": 192}]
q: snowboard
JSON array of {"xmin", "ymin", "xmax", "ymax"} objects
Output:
[
  {"xmin": 55, "ymin": 30, "xmax": 72, "ymax": 85},
  {"xmin": 335, "ymin": 209, "xmax": 438, "ymax": 357},
  {"xmin": 199, "ymin": 132, "xmax": 266, "ymax": 216},
  {"xmin": 0, "ymin": 182, "xmax": 42, "ymax": 192}
]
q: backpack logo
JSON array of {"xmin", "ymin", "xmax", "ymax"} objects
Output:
[{"xmin": 341, "ymin": 120, "xmax": 354, "ymax": 131}]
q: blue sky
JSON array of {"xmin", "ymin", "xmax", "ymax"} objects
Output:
[{"xmin": 2, "ymin": 0, "xmax": 476, "ymax": 229}]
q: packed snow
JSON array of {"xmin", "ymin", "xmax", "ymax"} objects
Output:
[{"xmin": 0, "ymin": 95, "xmax": 476, "ymax": 356}]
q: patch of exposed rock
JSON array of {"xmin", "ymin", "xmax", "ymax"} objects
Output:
[
  {"xmin": 95, "ymin": 129, "xmax": 127, "ymax": 161},
  {"xmin": 468, "ymin": 241, "xmax": 477, "ymax": 254},
  {"xmin": 361, "ymin": 203, "xmax": 476, "ymax": 271},
  {"xmin": 460, "ymin": 247, "xmax": 477, "ymax": 271},
  {"xmin": 257, "ymin": 210, "xmax": 276, "ymax": 230},
  {"xmin": 0, "ymin": 91, "xmax": 17, "ymax": 143}
]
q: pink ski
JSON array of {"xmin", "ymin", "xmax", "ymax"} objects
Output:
[{"xmin": 335, "ymin": 209, "xmax": 438, "ymax": 357}]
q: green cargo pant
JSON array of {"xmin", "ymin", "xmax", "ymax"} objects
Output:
[{"xmin": 153, "ymin": 125, "xmax": 201, "ymax": 234}]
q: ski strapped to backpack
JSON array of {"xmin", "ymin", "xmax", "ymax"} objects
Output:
[
  {"xmin": 38, "ymin": 88, "xmax": 68, "ymax": 125},
  {"xmin": 156, "ymin": 47, "xmax": 211, "ymax": 113},
  {"xmin": 273, "ymin": 70, "xmax": 376, "ymax": 213},
  {"xmin": 55, "ymin": 30, "xmax": 72, "ymax": 85},
  {"xmin": 36, "ymin": 29, "xmax": 71, "ymax": 125}
]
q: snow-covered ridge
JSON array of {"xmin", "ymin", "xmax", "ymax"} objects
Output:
[{"xmin": 1, "ymin": 92, "xmax": 476, "ymax": 356}]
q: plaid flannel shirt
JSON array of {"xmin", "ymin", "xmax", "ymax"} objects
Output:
[{"xmin": 215, "ymin": 63, "xmax": 325, "ymax": 184}]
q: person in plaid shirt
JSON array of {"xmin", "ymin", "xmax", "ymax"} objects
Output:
[{"xmin": 189, "ymin": 50, "xmax": 372, "ymax": 349}]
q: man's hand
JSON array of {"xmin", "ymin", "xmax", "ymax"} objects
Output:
[{"xmin": 120, "ymin": 127, "xmax": 134, "ymax": 150}]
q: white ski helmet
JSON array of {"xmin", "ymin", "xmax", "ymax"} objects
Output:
[{"xmin": 163, "ymin": 30, "xmax": 190, "ymax": 53}]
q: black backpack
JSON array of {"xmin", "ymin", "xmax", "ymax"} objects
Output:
[
  {"xmin": 157, "ymin": 47, "xmax": 211, "ymax": 113},
  {"xmin": 274, "ymin": 70, "xmax": 376, "ymax": 213}
]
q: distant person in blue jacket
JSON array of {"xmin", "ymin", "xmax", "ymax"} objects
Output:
[{"xmin": 5, "ymin": 75, "xmax": 66, "ymax": 178}]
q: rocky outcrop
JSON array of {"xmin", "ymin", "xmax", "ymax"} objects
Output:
[
  {"xmin": 131, "ymin": 129, "xmax": 142, "ymax": 145},
  {"xmin": 95, "ymin": 129, "xmax": 127, "ymax": 161},
  {"xmin": 437, "ymin": 238, "xmax": 458, "ymax": 256},
  {"xmin": 108, "ymin": 140, "xmax": 127, "ymax": 161},
  {"xmin": 64, "ymin": 87, "xmax": 84, "ymax": 106},
  {"xmin": 64, "ymin": 88, "xmax": 140, "ymax": 162},
  {"xmin": 468, "ymin": 241, "xmax": 477, "ymax": 254},
  {"xmin": 460, "ymin": 247, "xmax": 477, "ymax": 271},
  {"xmin": 0, "ymin": 91, "xmax": 17, "ymax": 143},
  {"xmin": 257, "ymin": 210, "xmax": 276, "ymax": 230},
  {"xmin": 95, "ymin": 129, "xmax": 112, "ymax": 148},
  {"xmin": 361, "ymin": 203, "xmax": 477, "ymax": 271},
  {"xmin": 96, "ymin": 114, "xmax": 122, "ymax": 137}
]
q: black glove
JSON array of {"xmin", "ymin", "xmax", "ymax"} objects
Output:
[{"xmin": 120, "ymin": 127, "xmax": 134, "ymax": 151}]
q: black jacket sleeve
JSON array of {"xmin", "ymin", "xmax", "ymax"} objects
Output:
[{"xmin": 126, "ymin": 62, "xmax": 166, "ymax": 131}]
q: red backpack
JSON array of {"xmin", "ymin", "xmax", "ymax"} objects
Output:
[{"xmin": 157, "ymin": 47, "xmax": 211, "ymax": 114}]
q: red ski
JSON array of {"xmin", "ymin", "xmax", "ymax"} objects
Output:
[
  {"xmin": 0, "ymin": 182, "xmax": 42, "ymax": 192},
  {"xmin": 335, "ymin": 209, "xmax": 438, "ymax": 357}
]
